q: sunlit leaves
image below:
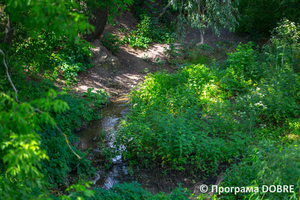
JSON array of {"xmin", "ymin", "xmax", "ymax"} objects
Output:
[
  {"xmin": 0, "ymin": 90, "xmax": 69, "ymax": 199},
  {"xmin": 115, "ymin": 63, "xmax": 245, "ymax": 173},
  {"xmin": 5, "ymin": 0, "xmax": 93, "ymax": 40},
  {"xmin": 170, "ymin": 0, "xmax": 238, "ymax": 38}
]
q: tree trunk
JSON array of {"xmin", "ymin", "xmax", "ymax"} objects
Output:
[
  {"xmin": 4, "ymin": 14, "xmax": 14, "ymax": 44},
  {"xmin": 84, "ymin": 6, "xmax": 108, "ymax": 42},
  {"xmin": 196, "ymin": 29, "xmax": 204, "ymax": 46}
]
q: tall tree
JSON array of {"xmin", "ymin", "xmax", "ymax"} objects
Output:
[
  {"xmin": 162, "ymin": 0, "xmax": 238, "ymax": 44},
  {"xmin": 1, "ymin": 0, "xmax": 134, "ymax": 44}
]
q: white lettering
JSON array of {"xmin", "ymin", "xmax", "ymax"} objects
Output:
[
  {"xmin": 246, "ymin": 187, "xmax": 253, "ymax": 193},
  {"xmin": 269, "ymin": 185, "xmax": 276, "ymax": 193},
  {"xmin": 212, "ymin": 185, "xmax": 218, "ymax": 192},
  {"xmin": 241, "ymin": 187, "xmax": 245, "ymax": 193},
  {"xmin": 225, "ymin": 187, "xmax": 230, "ymax": 193},
  {"xmin": 235, "ymin": 187, "xmax": 240, "ymax": 194},
  {"xmin": 262, "ymin": 185, "xmax": 268, "ymax": 192},
  {"xmin": 283, "ymin": 185, "xmax": 289, "ymax": 192},
  {"xmin": 210, "ymin": 185, "xmax": 294, "ymax": 194},
  {"xmin": 290, "ymin": 185, "xmax": 294, "ymax": 193},
  {"xmin": 277, "ymin": 185, "xmax": 282, "ymax": 193},
  {"xmin": 219, "ymin": 187, "xmax": 224, "ymax": 195}
]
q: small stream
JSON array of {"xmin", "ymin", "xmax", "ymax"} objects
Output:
[{"xmin": 75, "ymin": 96, "xmax": 133, "ymax": 189}]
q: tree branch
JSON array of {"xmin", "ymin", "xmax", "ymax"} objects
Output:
[
  {"xmin": 0, "ymin": 48, "xmax": 81, "ymax": 160},
  {"xmin": 35, "ymin": 109, "xmax": 82, "ymax": 159},
  {"xmin": 4, "ymin": 14, "xmax": 14, "ymax": 44},
  {"xmin": 0, "ymin": 49, "xmax": 19, "ymax": 103},
  {"xmin": 157, "ymin": 0, "xmax": 174, "ymax": 19}
]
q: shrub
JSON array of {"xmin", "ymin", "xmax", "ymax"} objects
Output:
[
  {"xmin": 222, "ymin": 141, "xmax": 300, "ymax": 199},
  {"xmin": 101, "ymin": 32, "xmax": 121, "ymax": 55},
  {"xmin": 0, "ymin": 90, "xmax": 68, "ymax": 199},
  {"xmin": 271, "ymin": 19, "xmax": 300, "ymax": 45},
  {"xmin": 39, "ymin": 90, "xmax": 108, "ymax": 187},
  {"xmin": 14, "ymin": 33, "xmax": 93, "ymax": 85},
  {"xmin": 122, "ymin": 15, "xmax": 176, "ymax": 49},
  {"xmin": 114, "ymin": 64, "xmax": 247, "ymax": 174},
  {"xmin": 219, "ymin": 42, "xmax": 260, "ymax": 96}
]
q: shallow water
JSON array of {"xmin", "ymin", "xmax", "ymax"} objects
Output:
[{"xmin": 75, "ymin": 96, "xmax": 133, "ymax": 189}]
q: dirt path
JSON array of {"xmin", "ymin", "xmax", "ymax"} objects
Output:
[{"xmin": 73, "ymin": 10, "xmax": 248, "ymax": 100}]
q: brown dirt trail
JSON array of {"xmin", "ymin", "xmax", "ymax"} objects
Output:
[{"xmin": 73, "ymin": 10, "xmax": 248, "ymax": 100}]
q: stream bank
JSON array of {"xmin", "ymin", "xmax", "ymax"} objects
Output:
[
  {"xmin": 74, "ymin": 94, "xmax": 228, "ymax": 196},
  {"xmin": 66, "ymin": 8, "xmax": 250, "ymax": 197},
  {"xmin": 75, "ymin": 96, "xmax": 133, "ymax": 189}
]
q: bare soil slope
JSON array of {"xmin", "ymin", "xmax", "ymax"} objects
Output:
[{"xmin": 73, "ymin": 10, "xmax": 248, "ymax": 100}]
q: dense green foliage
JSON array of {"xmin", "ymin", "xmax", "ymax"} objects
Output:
[
  {"xmin": 125, "ymin": 0, "xmax": 238, "ymax": 48},
  {"xmin": 3, "ymin": 0, "xmax": 91, "ymax": 40},
  {"xmin": 0, "ymin": 17, "xmax": 109, "ymax": 198},
  {"xmin": 174, "ymin": 0, "xmax": 238, "ymax": 34},
  {"xmin": 2, "ymin": 0, "xmax": 134, "ymax": 42},
  {"xmin": 10, "ymin": 33, "xmax": 93, "ymax": 84},
  {"xmin": 40, "ymin": 91, "xmax": 109, "ymax": 187},
  {"xmin": 235, "ymin": 0, "xmax": 300, "ymax": 36},
  {"xmin": 2, "ymin": 0, "xmax": 300, "ymax": 198},
  {"xmin": 0, "ymin": 91, "xmax": 62, "ymax": 199},
  {"xmin": 222, "ymin": 140, "xmax": 300, "ymax": 199},
  {"xmin": 109, "ymin": 19, "xmax": 300, "ymax": 199},
  {"xmin": 122, "ymin": 2, "xmax": 176, "ymax": 48},
  {"xmin": 115, "ymin": 58, "xmax": 248, "ymax": 173},
  {"xmin": 101, "ymin": 32, "xmax": 121, "ymax": 55},
  {"xmin": 219, "ymin": 20, "xmax": 300, "ymax": 199},
  {"xmin": 0, "ymin": 75, "xmax": 109, "ymax": 198}
]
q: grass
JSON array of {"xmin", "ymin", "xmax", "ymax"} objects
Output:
[{"xmin": 185, "ymin": 51, "xmax": 213, "ymax": 65}]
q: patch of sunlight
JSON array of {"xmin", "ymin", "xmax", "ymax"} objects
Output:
[
  {"xmin": 285, "ymin": 134, "xmax": 300, "ymax": 142},
  {"xmin": 199, "ymin": 83, "xmax": 223, "ymax": 105}
]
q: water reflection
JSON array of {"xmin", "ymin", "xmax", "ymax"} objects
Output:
[
  {"xmin": 95, "ymin": 163, "xmax": 131, "ymax": 189},
  {"xmin": 75, "ymin": 96, "xmax": 133, "ymax": 189}
]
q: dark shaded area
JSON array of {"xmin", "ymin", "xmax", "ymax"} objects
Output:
[{"xmin": 84, "ymin": 6, "xmax": 108, "ymax": 42}]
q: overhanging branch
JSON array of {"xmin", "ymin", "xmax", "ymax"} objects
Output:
[
  {"xmin": 157, "ymin": 0, "xmax": 174, "ymax": 19},
  {"xmin": 0, "ymin": 49, "xmax": 19, "ymax": 103},
  {"xmin": 0, "ymin": 48, "xmax": 81, "ymax": 160}
]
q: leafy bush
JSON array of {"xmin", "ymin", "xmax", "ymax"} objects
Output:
[
  {"xmin": 14, "ymin": 33, "xmax": 93, "ymax": 84},
  {"xmin": 83, "ymin": 87, "xmax": 109, "ymax": 108},
  {"xmin": 101, "ymin": 32, "xmax": 121, "ymax": 55},
  {"xmin": 271, "ymin": 19, "xmax": 300, "ymax": 45},
  {"xmin": 114, "ymin": 64, "xmax": 247, "ymax": 173},
  {"xmin": 51, "ymin": 38, "xmax": 93, "ymax": 84},
  {"xmin": 40, "ymin": 89, "xmax": 108, "ymax": 187},
  {"xmin": 111, "ymin": 20, "xmax": 300, "ymax": 186},
  {"xmin": 0, "ymin": 90, "xmax": 68, "ymax": 199},
  {"xmin": 3, "ymin": 73, "xmax": 109, "ymax": 188},
  {"xmin": 122, "ymin": 15, "xmax": 176, "ymax": 48},
  {"xmin": 222, "ymin": 141, "xmax": 300, "ymax": 199},
  {"xmin": 219, "ymin": 42, "xmax": 259, "ymax": 96},
  {"xmin": 227, "ymin": 42, "xmax": 260, "ymax": 82},
  {"xmin": 123, "ymin": 0, "xmax": 177, "ymax": 48},
  {"xmin": 266, "ymin": 19, "xmax": 300, "ymax": 73}
]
